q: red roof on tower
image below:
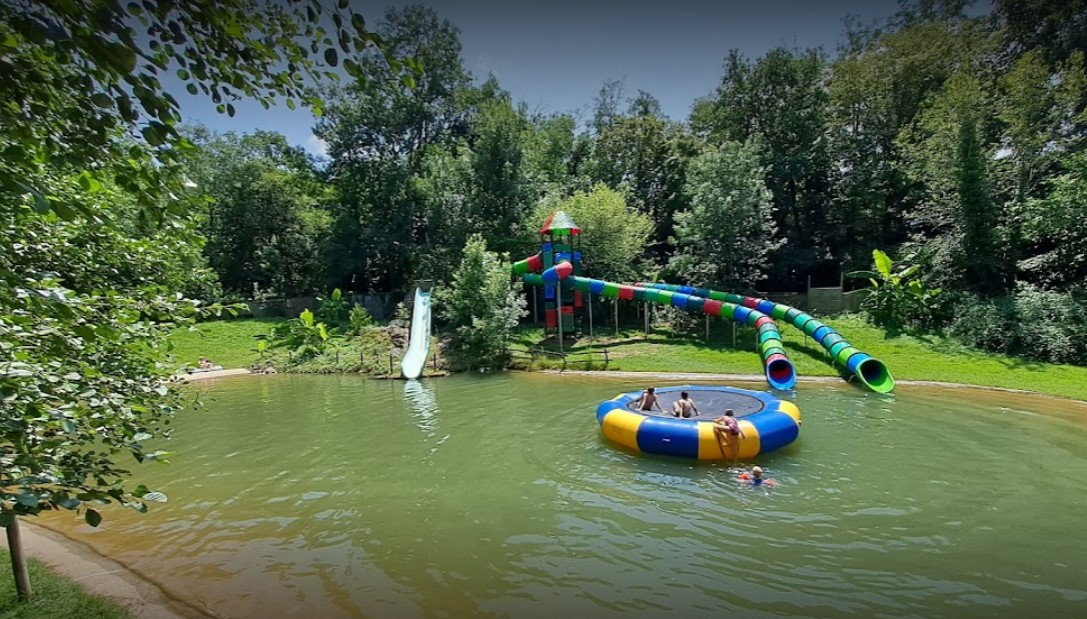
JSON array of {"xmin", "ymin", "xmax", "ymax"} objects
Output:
[{"xmin": 539, "ymin": 210, "xmax": 580, "ymax": 236}]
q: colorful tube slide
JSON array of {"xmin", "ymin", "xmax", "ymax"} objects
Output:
[
  {"xmin": 636, "ymin": 283, "xmax": 895, "ymax": 393},
  {"xmin": 513, "ymin": 256, "xmax": 797, "ymax": 390}
]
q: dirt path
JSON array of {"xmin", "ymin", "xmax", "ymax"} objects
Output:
[{"xmin": 2, "ymin": 523, "xmax": 210, "ymax": 619}]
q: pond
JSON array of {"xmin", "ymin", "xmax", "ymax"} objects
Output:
[{"xmin": 42, "ymin": 373, "xmax": 1087, "ymax": 619}]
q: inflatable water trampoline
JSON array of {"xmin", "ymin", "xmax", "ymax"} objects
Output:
[{"xmin": 596, "ymin": 385, "xmax": 801, "ymax": 461}]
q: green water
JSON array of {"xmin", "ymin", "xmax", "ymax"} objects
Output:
[{"xmin": 47, "ymin": 374, "xmax": 1087, "ymax": 619}]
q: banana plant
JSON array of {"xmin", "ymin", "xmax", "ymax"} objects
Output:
[{"xmin": 847, "ymin": 249, "xmax": 942, "ymax": 329}]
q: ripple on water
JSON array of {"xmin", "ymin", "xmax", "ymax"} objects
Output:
[{"xmin": 38, "ymin": 374, "xmax": 1087, "ymax": 619}]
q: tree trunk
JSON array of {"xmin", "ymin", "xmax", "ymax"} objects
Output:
[{"xmin": 6, "ymin": 518, "xmax": 32, "ymax": 600}]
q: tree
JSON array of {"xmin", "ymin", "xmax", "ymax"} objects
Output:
[
  {"xmin": 0, "ymin": 0, "xmax": 396, "ymax": 223},
  {"xmin": 465, "ymin": 83, "xmax": 530, "ymax": 256},
  {"xmin": 695, "ymin": 47, "xmax": 833, "ymax": 288},
  {"xmin": 436, "ymin": 236, "xmax": 527, "ymax": 371},
  {"xmin": 898, "ymin": 72, "xmax": 1004, "ymax": 295},
  {"xmin": 317, "ymin": 4, "xmax": 469, "ymax": 293},
  {"xmin": 531, "ymin": 184, "xmax": 653, "ymax": 284},
  {"xmin": 669, "ymin": 142, "xmax": 781, "ymax": 292},
  {"xmin": 825, "ymin": 17, "xmax": 993, "ymax": 275},
  {"xmin": 1, "ymin": 0, "xmax": 398, "ymax": 600},
  {"xmin": 588, "ymin": 90, "xmax": 695, "ymax": 260},
  {"xmin": 1019, "ymin": 151, "xmax": 1087, "ymax": 287},
  {"xmin": 182, "ymin": 129, "xmax": 332, "ymax": 298}
]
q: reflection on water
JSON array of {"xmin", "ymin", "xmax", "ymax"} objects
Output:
[
  {"xmin": 402, "ymin": 379, "xmax": 440, "ymax": 438},
  {"xmin": 39, "ymin": 374, "xmax": 1087, "ymax": 619}
]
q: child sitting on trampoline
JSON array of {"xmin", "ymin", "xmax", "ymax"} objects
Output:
[{"xmin": 671, "ymin": 391, "xmax": 700, "ymax": 418}]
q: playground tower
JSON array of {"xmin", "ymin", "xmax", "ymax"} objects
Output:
[{"xmin": 538, "ymin": 211, "xmax": 582, "ymax": 335}]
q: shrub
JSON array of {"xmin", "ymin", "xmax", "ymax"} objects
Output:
[
  {"xmin": 316, "ymin": 288, "xmax": 350, "ymax": 327},
  {"xmin": 436, "ymin": 235, "xmax": 527, "ymax": 371},
  {"xmin": 348, "ymin": 303, "xmax": 373, "ymax": 334},
  {"xmin": 949, "ymin": 285, "xmax": 1087, "ymax": 365}
]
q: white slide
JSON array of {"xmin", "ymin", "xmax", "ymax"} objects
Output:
[{"xmin": 400, "ymin": 287, "xmax": 432, "ymax": 380}]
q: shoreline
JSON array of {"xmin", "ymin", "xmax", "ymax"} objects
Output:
[
  {"xmin": 175, "ymin": 365, "xmax": 1087, "ymax": 404},
  {"xmin": 178, "ymin": 368, "xmax": 252, "ymax": 382},
  {"xmin": 3, "ymin": 522, "xmax": 212, "ymax": 619}
]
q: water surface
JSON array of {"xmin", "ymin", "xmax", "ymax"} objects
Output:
[{"xmin": 44, "ymin": 374, "xmax": 1087, "ymax": 619}]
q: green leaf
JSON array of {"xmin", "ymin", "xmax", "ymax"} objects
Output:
[
  {"xmin": 351, "ymin": 13, "xmax": 366, "ymax": 32},
  {"xmin": 142, "ymin": 124, "xmax": 165, "ymax": 146},
  {"xmin": 872, "ymin": 249, "xmax": 892, "ymax": 278},
  {"xmin": 77, "ymin": 171, "xmax": 102, "ymax": 193},
  {"xmin": 338, "ymin": 0, "xmax": 349, "ymax": 9},
  {"xmin": 400, "ymin": 74, "xmax": 416, "ymax": 89},
  {"xmin": 324, "ymin": 48, "xmax": 338, "ymax": 67},
  {"xmin": 91, "ymin": 93, "xmax": 114, "ymax": 108},
  {"xmin": 286, "ymin": 98, "xmax": 296, "ymax": 110},
  {"xmin": 58, "ymin": 497, "xmax": 81, "ymax": 510},
  {"xmin": 85, "ymin": 508, "xmax": 102, "ymax": 527},
  {"xmin": 186, "ymin": 83, "xmax": 198, "ymax": 95},
  {"xmin": 16, "ymin": 493, "xmax": 39, "ymax": 508}
]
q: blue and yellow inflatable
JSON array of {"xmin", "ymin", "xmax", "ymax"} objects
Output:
[{"xmin": 596, "ymin": 385, "xmax": 801, "ymax": 461}]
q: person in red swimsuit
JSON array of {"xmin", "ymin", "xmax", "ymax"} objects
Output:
[{"xmin": 713, "ymin": 409, "xmax": 745, "ymax": 463}]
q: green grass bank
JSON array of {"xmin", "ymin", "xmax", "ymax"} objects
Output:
[
  {"xmin": 0, "ymin": 549, "xmax": 130, "ymax": 619},
  {"xmin": 171, "ymin": 315, "xmax": 1087, "ymax": 401}
]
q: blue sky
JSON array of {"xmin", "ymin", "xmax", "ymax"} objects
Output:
[{"xmin": 175, "ymin": 0, "xmax": 919, "ymax": 156}]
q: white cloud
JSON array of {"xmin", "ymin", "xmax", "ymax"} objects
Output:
[{"xmin": 306, "ymin": 133, "xmax": 329, "ymax": 157}]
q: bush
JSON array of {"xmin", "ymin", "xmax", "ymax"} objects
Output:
[
  {"xmin": 949, "ymin": 285, "xmax": 1087, "ymax": 365},
  {"xmin": 348, "ymin": 303, "xmax": 373, "ymax": 333},
  {"xmin": 316, "ymin": 288, "xmax": 349, "ymax": 327},
  {"xmin": 949, "ymin": 294, "xmax": 1018, "ymax": 355},
  {"xmin": 436, "ymin": 235, "xmax": 527, "ymax": 371}
]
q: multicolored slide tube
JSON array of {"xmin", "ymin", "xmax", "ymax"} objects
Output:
[
  {"xmin": 515, "ymin": 260, "xmax": 797, "ymax": 390},
  {"xmin": 637, "ymin": 283, "xmax": 895, "ymax": 394}
]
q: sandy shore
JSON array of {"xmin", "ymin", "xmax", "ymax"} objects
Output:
[
  {"xmin": 178, "ymin": 368, "xmax": 251, "ymax": 382},
  {"xmin": 2, "ymin": 523, "xmax": 209, "ymax": 619}
]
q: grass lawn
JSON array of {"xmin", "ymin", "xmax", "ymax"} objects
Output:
[
  {"xmin": 0, "ymin": 549, "xmax": 129, "ymax": 619},
  {"xmin": 513, "ymin": 314, "xmax": 1087, "ymax": 401},
  {"xmin": 167, "ymin": 317, "xmax": 284, "ymax": 371}
]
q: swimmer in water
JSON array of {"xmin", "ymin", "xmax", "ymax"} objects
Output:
[{"xmin": 738, "ymin": 466, "xmax": 776, "ymax": 487}]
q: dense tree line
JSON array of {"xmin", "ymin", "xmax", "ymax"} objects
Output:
[{"xmin": 187, "ymin": 1, "xmax": 1086, "ymax": 361}]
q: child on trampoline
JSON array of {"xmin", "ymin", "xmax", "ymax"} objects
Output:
[
  {"xmin": 671, "ymin": 391, "xmax": 700, "ymax": 418},
  {"xmin": 632, "ymin": 387, "xmax": 664, "ymax": 413}
]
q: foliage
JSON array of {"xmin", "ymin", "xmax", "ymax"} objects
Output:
[
  {"xmin": 848, "ymin": 249, "xmax": 943, "ymax": 330},
  {"xmin": 531, "ymin": 184, "xmax": 653, "ymax": 283},
  {"xmin": 669, "ymin": 141, "xmax": 780, "ymax": 292},
  {"xmin": 348, "ymin": 304, "xmax": 374, "ymax": 334},
  {"xmin": 316, "ymin": 289, "xmax": 350, "ymax": 328},
  {"xmin": 693, "ymin": 47, "xmax": 833, "ymax": 286},
  {"xmin": 183, "ymin": 129, "xmax": 332, "ymax": 298},
  {"xmin": 897, "ymin": 72, "xmax": 1005, "ymax": 295},
  {"xmin": 1018, "ymin": 151, "xmax": 1087, "ymax": 287},
  {"xmin": 267, "ymin": 309, "xmax": 330, "ymax": 360},
  {"xmin": 316, "ymin": 5, "xmax": 469, "ymax": 293},
  {"xmin": 950, "ymin": 284, "xmax": 1087, "ymax": 364},
  {"xmin": 0, "ymin": 0, "xmax": 398, "ymax": 224},
  {"xmin": 436, "ymin": 235, "xmax": 526, "ymax": 371},
  {"xmin": 588, "ymin": 92, "xmax": 695, "ymax": 257}
]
